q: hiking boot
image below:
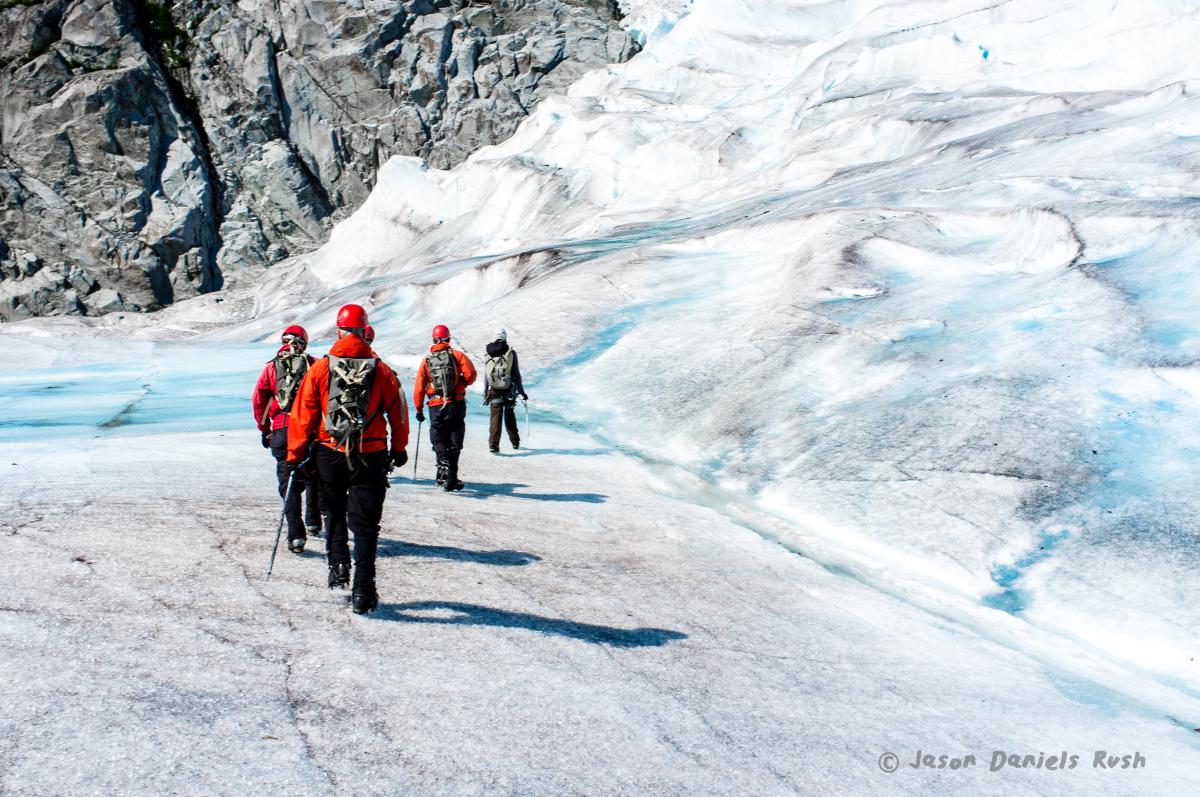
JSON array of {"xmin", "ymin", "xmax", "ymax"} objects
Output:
[
  {"xmin": 444, "ymin": 455, "xmax": 462, "ymax": 491},
  {"xmin": 351, "ymin": 588, "xmax": 379, "ymax": 615},
  {"xmin": 306, "ymin": 522, "xmax": 322, "ymax": 538},
  {"xmin": 435, "ymin": 462, "xmax": 448, "ymax": 486},
  {"xmin": 288, "ymin": 537, "xmax": 305, "ymax": 553},
  {"xmin": 512, "ymin": 441, "xmax": 519, "ymax": 450},
  {"xmin": 489, "ymin": 445, "xmax": 499, "ymax": 454},
  {"xmin": 327, "ymin": 562, "xmax": 350, "ymax": 589},
  {"xmin": 445, "ymin": 450, "xmax": 463, "ymax": 491}
]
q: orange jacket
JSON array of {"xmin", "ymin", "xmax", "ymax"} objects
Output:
[
  {"xmin": 413, "ymin": 343, "xmax": 476, "ymax": 411},
  {"xmin": 287, "ymin": 335, "xmax": 409, "ymax": 462}
]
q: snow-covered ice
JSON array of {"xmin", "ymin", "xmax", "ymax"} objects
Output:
[
  {"xmin": 3, "ymin": 399, "xmax": 1199, "ymax": 794},
  {"xmin": 4, "ymin": 0, "xmax": 1200, "ymax": 792}
]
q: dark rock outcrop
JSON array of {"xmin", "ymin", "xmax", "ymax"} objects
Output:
[{"xmin": 0, "ymin": 0, "xmax": 636, "ymax": 319}]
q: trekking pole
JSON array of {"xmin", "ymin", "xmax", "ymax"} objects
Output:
[
  {"xmin": 266, "ymin": 464, "xmax": 301, "ymax": 579},
  {"xmin": 522, "ymin": 399, "xmax": 529, "ymax": 441},
  {"xmin": 413, "ymin": 420, "xmax": 423, "ymax": 480}
]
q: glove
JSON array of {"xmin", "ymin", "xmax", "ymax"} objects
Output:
[
  {"xmin": 415, "ymin": 410, "xmax": 424, "ymax": 423},
  {"xmin": 519, "ymin": 392, "xmax": 528, "ymax": 401},
  {"xmin": 391, "ymin": 450, "xmax": 408, "ymax": 469},
  {"xmin": 285, "ymin": 459, "xmax": 303, "ymax": 472},
  {"xmin": 261, "ymin": 432, "xmax": 270, "ymax": 449}
]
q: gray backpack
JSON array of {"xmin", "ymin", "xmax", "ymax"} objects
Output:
[
  {"xmin": 486, "ymin": 349, "xmax": 514, "ymax": 392},
  {"xmin": 324, "ymin": 355, "xmax": 377, "ymax": 451},
  {"xmin": 273, "ymin": 352, "xmax": 309, "ymax": 413},
  {"xmin": 425, "ymin": 348, "xmax": 459, "ymax": 400}
]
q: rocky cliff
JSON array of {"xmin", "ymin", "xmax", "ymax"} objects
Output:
[{"xmin": 0, "ymin": 0, "xmax": 636, "ymax": 319}]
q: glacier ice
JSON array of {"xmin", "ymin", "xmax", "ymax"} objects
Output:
[
  {"xmin": 215, "ymin": 0, "xmax": 1200, "ymax": 715},
  {"xmin": 3, "ymin": 0, "xmax": 1200, "ymax": 791}
]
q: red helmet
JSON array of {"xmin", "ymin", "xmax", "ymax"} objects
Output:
[
  {"xmin": 281, "ymin": 324, "xmax": 308, "ymax": 342},
  {"xmin": 364, "ymin": 324, "xmax": 375, "ymax": 344},
  {"xmin": 336, "ymin": 303, "xmax": 368, "ymax": 330},
  {"xmin": 432, "ymin": 324, "xmax": 450, "ymax": 341}
]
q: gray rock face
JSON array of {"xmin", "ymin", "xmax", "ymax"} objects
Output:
[
  {"xmin": 0, "ymin": 0, "xmax": 636, "ymax": 320},
  {"xmin": 1, "ymin": 0, "xmax": 219, "ymax": 318}
]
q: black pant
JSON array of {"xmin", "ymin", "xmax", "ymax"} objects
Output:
[
  {"xmin": 316, "ymin": 444, "xmax": 389, "ymax": 590},
  {"xmin": 429, "ymin": 400, "xmax": 467, "ymax": 459},
  {"xmin": 488, "ymin": 398, "xmax": 519, "ymax": 448},
  {"xmin": 270, "ymin": 428, "xmax": 320, "ymax": 541}
]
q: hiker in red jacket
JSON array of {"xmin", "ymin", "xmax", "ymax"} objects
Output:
[
  {"xmin": 288, "ymin": 304, "xmax": 409, "ymax": 614},
  {"xmin": 252, "ymin": 325, "xmax": 321, "ymax": 553},
  {"xmin": 413, "ymin": 324, "xmax": 477, "ymax": 491}
]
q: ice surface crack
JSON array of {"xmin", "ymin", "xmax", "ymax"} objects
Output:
[{"xmin": 283, "ymin": 660, "xmax": 339, "ymax": 795}]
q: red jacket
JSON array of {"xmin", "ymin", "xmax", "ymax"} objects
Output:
[
  {"xmin": 251, "ymin": 348, "xmax": 316, "ymax": 431},
  {"xmin": 287, "ymin": 335, "xmax": 409, "ymax": 462},
  {"xmin": 413, "ymin": 343, "xmax": 477, "ymax": 411}
]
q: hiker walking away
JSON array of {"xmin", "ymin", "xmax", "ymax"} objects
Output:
[
  {"xmin": 252, "ymin": 325, "xmax": 322, "ymax": 553},
  {"xmin": 287, "ymin": 304, "xmax": 409, "ymax": 614},
  {"xmin": 483, "ymin": 328, "xmax": 528, "ymax": 453},
  {"xmin": 413, "ymin": 324, "xmax": 476, "ymax": 492}
]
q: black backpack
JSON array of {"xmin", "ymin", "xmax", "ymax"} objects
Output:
[
  {"xmin": 273, "ymin": 351, "xmax": 309, "ymax": 413},
  {"xmin": 324, "ymin": 355, "xmax": 377, "ymax": 453}
]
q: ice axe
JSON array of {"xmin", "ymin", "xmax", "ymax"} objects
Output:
[
  {"xmin": 413, "ymin": 419, "xmax": 423, "ymax": 480},
  {"xmin": 267, "ymin": 460, "xmax": 305, "ymax": 579}
]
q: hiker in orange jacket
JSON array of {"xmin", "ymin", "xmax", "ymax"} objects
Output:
[
  {"xmin": 287, "ymin": 304, "xmax": 409, "ymax": 614},
  {"xmin": 413, "ymin": 324, "xmax": 476, "ymax": 491},
  {"xmin": 252, "ymin": 324, "xmax": 321, "ymax": 553}
]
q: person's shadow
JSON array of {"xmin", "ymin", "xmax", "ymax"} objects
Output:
[
  {"xmin": 458, "ymin": 482, "xmax": 606, "ymax": 503},
  {"xmin": 376, "ymin": 539, "xmax": 540, "ymax": 567},
  {"xmin": 503, "ymin": 448, "xmax": 608, "ymax": 457},
  {"xmin": 377, "ymin": 601, "xmax": 687, "ymax": 648},
  {"xmin": 387, "ymin": 476, "xmax": 436, "ymax": 487}
]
